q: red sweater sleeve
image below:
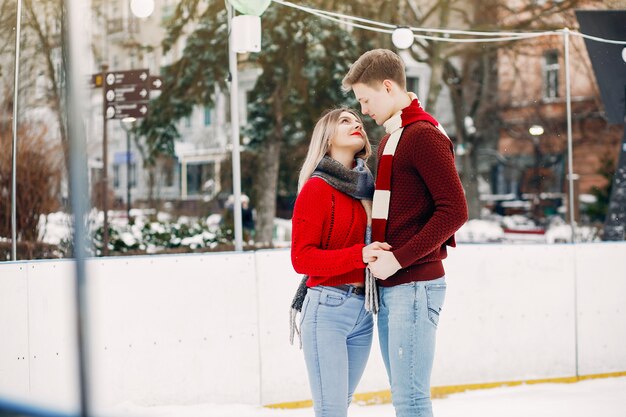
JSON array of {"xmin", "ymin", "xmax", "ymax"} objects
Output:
[
  {"xmin": 392, "ymin": 126, "xmax": 469, "ymax": 267},
  {"xmin": 291, "ymin": 179, "xmax": 366, "ymax": 276}
]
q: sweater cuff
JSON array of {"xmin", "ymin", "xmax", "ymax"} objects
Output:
[
  {"xmin": 351, "ymin": 244, "xmax": 367, "ymax": 269},
  {"xmin": 392, "ymin": 245, "xmax": 416, "ymax": 269}
]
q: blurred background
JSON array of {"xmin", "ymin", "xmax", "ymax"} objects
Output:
[
  {"xmin": 1, "ymin": 0, "xmax": 625, "ymax": 260},
  {"xmin": 1, "ymin": 1, "xmax": 626, "ymax": 416}
]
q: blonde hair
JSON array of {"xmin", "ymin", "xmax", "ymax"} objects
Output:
[
  {"xmin": 297, "ymin": 108, "xmax": 372, "ymax": 193},
  {"xmin": 342, "ymin": 49, "xmax": 406, "ymax": 91}
]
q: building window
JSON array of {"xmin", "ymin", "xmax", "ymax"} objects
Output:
[
  {"xmin": 162, "ymin": 0, "xmax": 175, "ymax": 22},
  {"xmin": 114, "ymin": 151, "xmax": 136, "ymax": 188},
  {"xmin": 186, "ymin": 162, "xmax": 215, "ymax": 196},
  {"xmin": 204, "ymin": 106, "xmax": 212, "ymax": 126},
  {"xmin": 407, "ymin": 76, "xmax": 420, "ymax": 97},
  {"xmin": 543, "ymin": 50, "xmax": 559, "ymax": 99}
]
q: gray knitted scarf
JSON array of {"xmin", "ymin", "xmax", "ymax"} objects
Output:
[{"xmin": 289, "ymin": 156, "xmax": 379, "ymax": 347}]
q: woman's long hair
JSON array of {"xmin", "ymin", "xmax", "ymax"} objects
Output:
[{"xmin": 297, "ymin": 108, "xmax": 372, "ymax": 193}]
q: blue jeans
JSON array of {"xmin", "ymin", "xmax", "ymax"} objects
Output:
[
  {"xmin": 378, "ymin": 276, "xmax": 447, "ymax": 417},
  {"xmin": 301, "ymin": 285, "xmax": 374, "ymax": 417}
]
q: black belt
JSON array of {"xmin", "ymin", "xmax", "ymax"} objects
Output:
[{"xmin": 333, "ymin": 284, "xmax": 366, "ymax": 296}]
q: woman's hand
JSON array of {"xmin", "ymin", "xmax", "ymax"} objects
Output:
[{"xmin": 362, "ymin": 241, "xmax": 392, "ymax": 263}]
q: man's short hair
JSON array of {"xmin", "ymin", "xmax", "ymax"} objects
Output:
[{"xmin": 342, "ymin": 49, "xmax": 406, "ymax": 92}]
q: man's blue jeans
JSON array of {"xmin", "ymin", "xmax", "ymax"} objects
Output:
[
  {"xmin": 378, "ymin": 276, "xmax": 447, "ymax": 417},
  {"xmin": 301, "ymin": 285, "xmax": 374, "ymax": 417}
]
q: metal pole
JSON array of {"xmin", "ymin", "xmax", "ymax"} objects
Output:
[
  {"xmin": 64, "ymin": 0, "xmax": 93, "ymax": 414},
  {"xmin": 120, "ymin": 119, "xmax": 133, "ymax": 220},
  {"xmin": 101, "ymin": 64, "xmax": 109, "ymax": 255},
  {"xmin": 227, "ymin": 4, "xmax": 244, "ymax": 251},
  {"xmin": 563, "ymin": 27, "xmax": 580, "ymax": 380},
  {"xmin": 11, "ymin": 0, "xmax": 23, "ymax": 261},
  {"xmin": 564, "ymin": 28, "xmax": 576, "ymax": 243},
  {"xmin": 126, "ymin": 127, "xmax": 131, "ymax": 219}
]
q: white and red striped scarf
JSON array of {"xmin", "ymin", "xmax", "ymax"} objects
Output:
[{"xmin": 371, "ymin": 93, "xmax": 450, "ymax": 243}]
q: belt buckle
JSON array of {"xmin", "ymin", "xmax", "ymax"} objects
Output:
[{"xmin": 347, "ymin": 285, "xmax": 363, "ymax": 296}]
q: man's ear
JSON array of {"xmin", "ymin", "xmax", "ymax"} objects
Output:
[{"xmin": 382, "ymin": 79, "xmax": 394, "ymax": 93}]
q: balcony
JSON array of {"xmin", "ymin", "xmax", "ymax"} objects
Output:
[{"xmin": 107, "ymin": 17, "xmax": 139, "ymax": 35}]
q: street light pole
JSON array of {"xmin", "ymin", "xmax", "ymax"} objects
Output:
[
  {"xmin": 563, "ymin": 28, "xmax": 576, "ymax": 242},
  {"xmin": 227, "ymin": 3, "xmax": 244, "ymax": 251},
  {"xmin": 11, "ymin": 0, "xmax": 23, "ymax": 261},
  {"xmin": 529, "ymin": 125, "xmax": 544, "ymax": 221},
  {"xmin": 127, "ymin": 129, "xmax": 131, "ymax": 219},
  {"xmin": 121, "ymin": 117, "xmax": 136, "ymax": 220},
  {"xmin": 101, "ymin": 64, "xmax": 109, "ymax": 255}
]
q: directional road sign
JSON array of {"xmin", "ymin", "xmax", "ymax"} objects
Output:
[
  {"xmin": 105, "ymin": 103, "xmax": 149, "ymax": 120},
  {"xmin": 104, "ymin": 85, "xmax": 150, "ymax": 103},
  {"xmin": 105, "ymin": 69, "xmax": 150, "ymax": 87},
  {"xmin": 93, "ymin": 69, "xmax": 164, "ymax": 120}
]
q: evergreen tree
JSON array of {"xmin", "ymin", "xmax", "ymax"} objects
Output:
[{"xmin": 138, "ymin": 1, "xmax": 362, "ymax": 244}]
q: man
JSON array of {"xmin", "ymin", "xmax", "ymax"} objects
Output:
[{"xmin": 342, "ymin": 49, "xmax": 468, "ymax": 417}]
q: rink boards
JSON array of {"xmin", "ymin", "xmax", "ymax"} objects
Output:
[{"xmin": 0, "ymin": 243, "xmax": 625, "ymax": 411}]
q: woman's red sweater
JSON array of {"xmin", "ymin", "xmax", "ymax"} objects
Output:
[{"xmin": 291, "ymin": 177, "xmax": 367, "ymax": 287}]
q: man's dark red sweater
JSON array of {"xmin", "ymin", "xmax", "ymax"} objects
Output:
[{"xmin": 378, "ymin": 120, "xmax": 468, "ymax": 287}]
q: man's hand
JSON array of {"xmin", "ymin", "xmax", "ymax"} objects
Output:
[
  {"xmin": 368, "ymin": 251, "xmax": 402, "ymax": 280},
  {"xmin": 362, "ymin": 241, "xmax": 392, "ymax": 263}
]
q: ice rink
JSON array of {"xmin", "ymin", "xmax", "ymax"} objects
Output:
[{"xmin": 106, "ymin": 376, "xmax": 626, "ymax": 417}]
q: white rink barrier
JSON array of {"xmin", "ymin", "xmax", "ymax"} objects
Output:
[{"xmin": 0, "ymin": 243, "xmax": 625, "ymax": 411}]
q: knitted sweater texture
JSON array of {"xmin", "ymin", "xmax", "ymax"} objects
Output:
[
  {"xmin": 291, "ymin": 177, "xmax": 367, "ymax": 287},
  {"xmin": 378, "ymin": 120, "xmax": 468, "ymax": 287}
]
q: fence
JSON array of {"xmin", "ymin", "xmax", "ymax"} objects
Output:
[{"xmin": 1, "ymin": 243, "xmax": 625, "ymax": 413}]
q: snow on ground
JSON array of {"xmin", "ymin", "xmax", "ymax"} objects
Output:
[
  {"xmin": 35, "ymin": 209, "xmax": 603, "ymax": 249},
  {"xmin": 104, "ymin": 376, "xmax": 626, "ymax": 417}
]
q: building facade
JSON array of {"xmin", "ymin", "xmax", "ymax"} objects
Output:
[{"xmin": 495, "ymin": 27, "xmax": 623, "ymax": 220}]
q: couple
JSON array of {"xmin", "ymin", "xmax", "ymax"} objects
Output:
[{"xmin": 290, "ymin": 49, "xmax": 468, "ymax": 417}]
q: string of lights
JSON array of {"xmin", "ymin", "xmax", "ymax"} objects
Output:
[{"xmin": 272, "ymin": 0, "xmax": 626, "ymax": 45}]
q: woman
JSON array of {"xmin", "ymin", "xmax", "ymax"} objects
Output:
[{"xmin": 290, "ymin": 108, "xmax": 389, "ymax": 417}]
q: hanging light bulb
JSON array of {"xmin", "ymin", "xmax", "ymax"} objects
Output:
[
  {"xmin": 622, "ymin": 47, "xmax": 626, "ymax": 63},
  {"xmin": 392, "ymin": 26, "xmax": 414, "ymax": 49},
  {"xmin": 130, "ymin": 0, "xmax": 155, "ymax": 18}
]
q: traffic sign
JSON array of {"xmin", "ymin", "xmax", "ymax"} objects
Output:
[
  {"xmin": 104, "ymin": 69, "xmax": 150, "ymax": 87},
  {"xmin": 104, "ymin": 85, "xmax": 150, "ymax": 103},
  {"xmin": 93, "ymin": 69, "xmax": 164, "ymax": 120},
  {"xmin": 92, "ymin": 70, "xmax": 164, "ymax": 92},
  {"xmin": 105, "ymin": 103, "xmax": 149, "ymax": 120}
]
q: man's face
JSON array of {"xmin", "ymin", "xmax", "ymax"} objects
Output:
[{"xmin": 352, "ymin": 82, "xmax": 396, "ymax": 126}]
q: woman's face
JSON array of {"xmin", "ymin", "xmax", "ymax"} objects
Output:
[{"xmin": 329, "ymin": 111, "xmax": 367, "ymax": 155}]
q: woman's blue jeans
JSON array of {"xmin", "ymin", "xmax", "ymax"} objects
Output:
[
  {"xmin": 301, "ymin": 285, "xmax": 374, "ymax": 417},
  {"xmin": 378, "ymin": 276, "xmax": 447, "ymax": 417}
]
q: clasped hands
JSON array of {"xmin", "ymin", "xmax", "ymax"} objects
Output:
[{"xmin": 362, "ymin": 241, "xmax": 401, "ymax": 280}]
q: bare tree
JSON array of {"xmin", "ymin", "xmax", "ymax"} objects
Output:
[
  {"xmin": 0, "ymin": 0, "xmax": 16, "ymax": 59},
  {"xmin": 20, "ymin": 0, "xmax": 68, "ymax": 171},
  {"xmin": 0, "ymin": 122, "xmax": 62, "ymax": 242},
  {"xmin": 379, "ymin": 0, "xmax": 607, "ymax": 218}
]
